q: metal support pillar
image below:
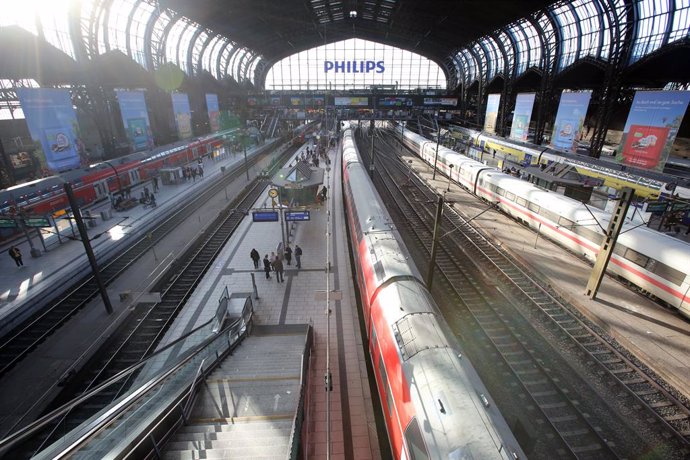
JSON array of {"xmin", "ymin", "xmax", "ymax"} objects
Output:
[
  {"xmin": 432, "ymin": 114, "xmax": 441, "ymax": 180},
  {"xmin": 585, "ymin": 187, "xmax": 634, "ymax": 300},
  {"xmin": 64, "ymin": 182, "xmax": 113, "ymax": 314}
]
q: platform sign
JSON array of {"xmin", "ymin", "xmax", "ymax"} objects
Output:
[
  {"xmin": 252, "ymin": 211, "xmax": 279, "ymax": 222},
  {"xmin": 645, "ymin": 201, "xmax": 668, "ymax": 213},
  {"xmin": 23, "ymin": 217, "xmax": 51, "ymax": 227},
  {"xmin": 671, "ymin": 202, "xmax": 690, "ymax": 212},
  {"xmin": 285, "ymin": 211, "xmax": 310, "ymax": 221},
  {"xmin": 0, "ymin": 217, "xmax": 18, "ymax": 228}
]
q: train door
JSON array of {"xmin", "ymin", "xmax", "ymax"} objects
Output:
[
  {"xmin": 128, "ymin": 169, "xmax": 140, "ymax": 187},
  {"xmin": 93, "ymin": 180, "xmax": 110, "ymax": 200}
]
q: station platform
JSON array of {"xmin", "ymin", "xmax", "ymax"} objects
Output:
[
  {"xmin": 0, "ymin": 139, "xmax": 285, "ymax": 435},
  {"xmin": 145, "ymin": 143, "xmax": 382, "ymax": 458},
  {"xmin": 405, "ymin": 151, "xmax": 690, "ymax": 402}
]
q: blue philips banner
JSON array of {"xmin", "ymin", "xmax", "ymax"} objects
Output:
[
  {"xmin": 171, "ymin": 93, "xmax": 192, "ymax": 139},
  {"xmin": 116, "ymin": 90, "xmax": 154, "ymax": 152},
  {"xmin": 550, "ymin": 91, "xmax": 592, "ymax": 152},
  {"xmin": 616, "ymin": 90, "xmax": 690, "ymax": 172},
  {"xmin": 509, "ymin": 93, "xmax": 536, "ymax": 141},
  {"xmin": 206, "ymin": 93, "xmax": 220, "ymax": 132},
  {"xmin": 16, "ymin": 88, "xmax": 84, "ymax": 172},
  {"xmin": 484, "ymin": 94, "xmax": 501, "ymax": 134}
]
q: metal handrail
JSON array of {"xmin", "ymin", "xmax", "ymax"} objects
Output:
[
  {"xmin": 286, "ymin": 326, "xmax": 313, "ymax": 460},
  {"xmin": 0, "ymin": 312, "xmax": 218, "ymax": 455}
]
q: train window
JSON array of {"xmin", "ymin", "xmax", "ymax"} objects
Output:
[
  {"xmin": 646, "ymin": 259, "xmax": 685, "ymax": 286},
  {"xmin": 539, "ymin": 209, "xmax": 559, "ymax": 223},
  {"xmin": 528, "ymin": 202, "xmax": 540, "ymax": 213},
  {"xmin": 404, "ymin": 418, "xmax": 430, "ymax": 460},
  {"xmin": 558, "ymin": 217, "xmax": 575, "ymax": 229},
  {"xmin": 496, "ymin": 187, "xmax": 505, "ymax": 197},
  {"xmin": 613, "ymin": 244, "xmax": 626, "ymax": 256},
  {"xmin": 623, "ymin": 248, "xmax": 649, "ymax": 267},
  {"xmin": 516, "ymin": 197, "xmax": 527, "ymax": 207},
  {"xmin": 378, "ymin": 353, "xmax": 394, "ymax": 417},
  {"xmin": 505, "ymin": 191, "xmax": 515, "ymax": 201}
]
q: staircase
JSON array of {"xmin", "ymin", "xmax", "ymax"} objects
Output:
[{"xmin": 162, "ymin": 325, "xmax": 311, "ymax": 460}]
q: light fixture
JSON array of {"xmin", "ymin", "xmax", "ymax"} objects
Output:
[{"xmin": 349, "ymin": 10, "xmax": 357, "ymax": 18}]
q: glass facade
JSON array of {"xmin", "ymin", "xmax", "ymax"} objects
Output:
[{"xmin": 264, "ymin": 38, "xmax": 446, "ymax": 90}]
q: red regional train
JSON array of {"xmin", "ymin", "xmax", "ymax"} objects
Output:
[
  {"xmin": 341, "ymin": 123, "xmax": 524, "ymax": 459},
  {"xmin": 0, "ymin": 130, "xmax": 235, "ymax": 240}
]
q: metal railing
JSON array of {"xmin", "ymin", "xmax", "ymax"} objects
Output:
[{"xmin": 286, "ymin": 326, "xmax": 313, "ymax": 460}]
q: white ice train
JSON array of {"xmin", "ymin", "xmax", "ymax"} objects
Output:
[
  {"xmin": 341, "ymin": 124, "xmax": 525, "ymax": 459},
  {"xmin": 397, "ymin": 126, "xmax": 690, "ymax": 319}
]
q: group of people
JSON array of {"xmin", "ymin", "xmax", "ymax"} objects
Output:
[
  {"xmin": 298, "ymin": 145, "xmax": 330, "ymax": 168},
  {"xmin": 138, "ymin": 186, "xmax": 157, "ymax": 207},
  {"xmin": 183, "ymin": 163, "xmax": 203, "ymax": 182},
  {"xmin": 250, "ymin": 244, "xmax": 304, "ymax": 283}
]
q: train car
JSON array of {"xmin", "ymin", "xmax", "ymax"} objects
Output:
[
  {"xmin": 0, "ymin": 130, "xmax": 231, "ymax": 236},
  {"xmin": 341, "ymin": 123, "xmax": 525, "ymax": 459},
  {"xmin": 449, "ymin": 125, "xmax": 690, "ymax": 200},
  {"xmin": 398, "ymin": 126, "xmax": 690, "ymax": 318}
]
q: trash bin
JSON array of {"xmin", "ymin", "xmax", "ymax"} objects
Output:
[
  {"xmin": 100, "ymin": 209, "xmax": 112, "ymax": 221},
  {"xmin": 85, "ymin": 210, "xmax": 97, "ymax": 228}
]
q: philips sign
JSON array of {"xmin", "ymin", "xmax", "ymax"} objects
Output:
[{"xmin": 324, "ymin": 60, "xmax": 385, "ymax": 74}]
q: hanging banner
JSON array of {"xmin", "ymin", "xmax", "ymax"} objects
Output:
[
  {"xmin": 206, "ymin": 93, "xmax": 220, "ymax": 132},
  {"xmin": 16, "ymin": 88, "xmax": 85, "ymax": 172},
  {"xmin": 509, "ymin": 93, "xmax": 536, "ymax": 141},
  {"xmin": 115, "ymin": 90, "xmax": 154, "ymax": 152},
  {"xmin": 550, "ymin": 90, "xmax": 592, "ymax": 152},
  {"xmin": 616, "ymin": 90, "xmax": 690, "ymax": 171},
  {"xmin": 171, "ymin": 93, "xmax": 193, "ymax": 139},
  {"xmin": 484, "ymin": 94, "xmax": 501, "ymax": 134}
]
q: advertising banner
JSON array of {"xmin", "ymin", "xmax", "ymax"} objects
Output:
[
  {"xmin": 115, "ymin": 90, "xmax": 153, "ymax": 152},
  {"xmin": 379, "ymin": 97, "xmax": 413, "ymax": 107},
  {"xmin": 171, "ymin": 92, "xmax": 192, "ymax": 139},
  {"xmin": 509, "ymin": 93, "xmax": 536, "ymax": 141},
  {"xmin": 484, "ymin": 94, "xmax": 501, "ymax": 134},
  {"xmin": 16, "ymin": 88, "xmax": 84, "ymax": 172},
  {"xmin": 550, "ymin": 90, "xmax": 592, "ymax": 152},
  {"xmin": 334, "ymin": 97, "xmax": 369, "ymax": 107},
  {"xmin": 206, "ymin": 93, "xmax": 220, "ymax": 132},
  {"xmin": 616, "ymin": 90, "xmax": 690, "ymax": 171}
]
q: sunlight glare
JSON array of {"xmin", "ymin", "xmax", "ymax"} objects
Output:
[{"xmin": 109, "ymin": 225, "xmax": 125, "ymax": 241}]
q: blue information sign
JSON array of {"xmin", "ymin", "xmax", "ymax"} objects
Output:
[
  {"xmin": 285, "ymin": 211, "xmax": 311, "ymax": 221},
  {"xmin": 252, "ymin": 211, "xmax": 279, "ymax": 222}
]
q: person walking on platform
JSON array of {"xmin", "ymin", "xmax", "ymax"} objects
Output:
[
  {"xmin": 152, "ymin": 176, "xmax": 159, "ymax": 192},
  {"xmin": 284, "ymin": 244, "xmax": 292, "ymax": 266},
  {"xmin": 250, "ymin": 248, "xmax": 260, "ymax": 269},
  {"xmin": 8, "ymin": 246, "xmax": 23, "ymax": 267},
  {"xmin": 198, "ymin": 165, "xmax": 204, "ymax": 178},
  {"xmin": 263, "ymin": 254, "xmax": 272, "ymax": 279},
  {"xmin": 295, "ymin": 245, "xmax": 303, "ymax": 269},
  {"xmin": 272, "ymin": 257, "xmax": 285, "ymax": 283}
]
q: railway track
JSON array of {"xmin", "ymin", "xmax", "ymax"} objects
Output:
[
  {"xmin": 0, "ymin": 145, "xmax": 285, "ymax": 378},
  {"xmin": 363, "ymin": 128, "xmax": 690, "ymax": 458}
]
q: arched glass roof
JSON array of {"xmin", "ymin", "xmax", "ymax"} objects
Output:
[
  {"xmin": 453, "ymin": 0, "xmax": 690, "ymax": 85},
  {"xmin": 264, "ymin": 38, "xmax": 447, "ymax": 90},
  {"xmin": 0, "ymin": 0, "xmax": 261, "ymax": 83}
]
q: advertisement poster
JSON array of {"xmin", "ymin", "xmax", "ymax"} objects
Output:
[
  {"xmin": 423, "ymin": 97, "xmax": 458, "ymax": 106},
  {"xmin": 16, "ymin": 88, "xmax": 84, "ymax": 171},
  {"xmin": 115, "ymin": 90, "xmax": 153, "ymax": 152},
  {"xmin": 206, "ymin": 93, "xmax": 220, "ymax": 132},
  {"xmin": 171, "ymin": 92, "xmax": 192, "ymax": 139},
  {"xmin": 616, "ymin": 90, "xmax": 690, "ymax": 171},
  {"xmin": 379, "ymin": 97, "xmax": 413, "ymax": 107},
  {"xmin": 484, "ymin": 94, "xmax": 501, "ymax": 134},
  {"xmin": 509, "ymin": 93, "xmax": 536, "ymax": 141},
  {"xmin": 550, "ymin": 90, "xmax": 592, "ymax": 152}
]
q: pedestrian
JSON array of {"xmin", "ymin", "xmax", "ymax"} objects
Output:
[
  {"xmin": 284, "ymin": 244, "xmax": 292, "ymax": 266},
  {"xmin": 295, "ymin": 244, "xmax": 303, "ymax": 269},
  {"xmin": 272, "ymin": 256, "xmax": 284, "ymax": 283},
  {"xmin": 152, "ymin": 176, "xmax": 159, "ymax": 192},
  {"xmin": 198, "ymin": 165, "xmax": 204, "ymax": 178},
  {"xmin": 191, "ymin": 167, "xmax": 197, "ymax": 182},
  {"xmin": 263, "ymin": 254, "xmax": 272, "ymax": 279},
  {"xmin": 250, "ymin": 248, "xmax": 260, "ymax": 269},
  {"xmin": 8, "ymin": 246, "xmax": 23, "ymax": 267}
]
